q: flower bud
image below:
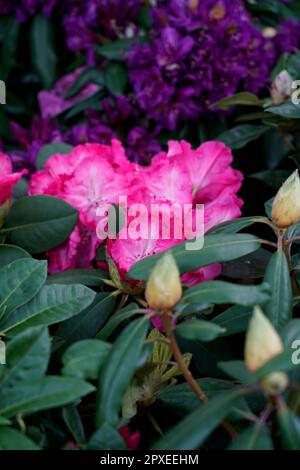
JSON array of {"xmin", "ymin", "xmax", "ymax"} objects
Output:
[
  {"xmin": 145, "ymin": 252, "xmax": 182, "ymax": 310},
  {"xmin": 272, "ymin": 170, "xmax": 300, "ymax": 228},
  {"xmin": 271, "ymin": 70, "xmax": 293, "ymax": 105},
  {"xmin": 245, "ymin": 306, "xmax": 284, "ymax": 373},
  {"xmin": 245, "ymin": 307, "xmax": 289, "ymax": 395},
  {"xmin": 260, "ymin": 371, "xmax": 289, "ymax": 396}
]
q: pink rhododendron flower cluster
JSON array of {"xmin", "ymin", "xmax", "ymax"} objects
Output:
[
  {"xmin": 0, "ymin": 152, "xmax": 26, "ymax": 226},
  {"xmin": 29, "ymin": 139, "xmax": 243, "ymax": 283}
]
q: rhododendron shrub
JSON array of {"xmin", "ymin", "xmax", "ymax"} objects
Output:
[{"xmin": 29, "ymin": 139, "xmax": 242, "ymax": 280}]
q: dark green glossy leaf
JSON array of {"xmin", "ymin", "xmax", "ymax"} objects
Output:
[
  {"xmin": 278, "ymin": 402, "xmax": 300, "ymax": 450},
  {"xmin": 47, "ymin": 269, "xmax": 108, "ymax": 286},
  {"xmin": 212, "ymin": 92, "xmax": 262, "ymax": 110},
  {"xmin": 104, "ymin": 62, "xmax": 128, "ymax": 95},
  {"xmin": 0, "ymin": 427, "xmax": 39, "ymax": 450},
  {"xmin": 4, "ymin": 196, "xmax": 78, "ymax": 254},
  {"xmin": 128, "ymin": 234, "xmax": 262, "ymax": 280},
  {"xmin": 228, "ymin": 425, "xmax": 273, "ymax": 450},
  {"xmin": 267, "ymin": 101, "xmax": 300, "ymax": 119},
  {"xmin": 36, "ymin": 143, "xmax": 73, "ymax": 170},
  {"xmin": 62, "ymin": 405, "xmax": 86, "ymax": 445},
  {"xmin": 263, "ymin": 251, "xmax": 293, "ymax": 329},
  {"xmin": 214, "ymin": 306, "xmax": 252, "ymax": 336},
  {"xmin": 0, "ymin": 245, "xmax": 31, "ymax": 268},
  {"xmin": 217, "ymin": 125, "xmax": 269, "ymax": 149},
  {"xmin": 96, "ymin": 317, "xmax": 149, "ymax": 426},
  {"xmin": 175, "ymin": 319, "xmax": 225, "ymax": 342},
  {"xmin": 62, "ymin": 339, "xmax": 111, "ymax": 380},
  {"xmin": 88, "ymin": 423, "xmax": 126, "ymax": 450},
  {"xmin": 96, "ymin": 302, "xmax": 139, "ymax": 341},
  {"xmin": 31, "ymin": 14, "xmax": 57, "ymax": 88},
  {"xmin": 152, "ymin": 389, "xmax": 242, "ymax": 450}
]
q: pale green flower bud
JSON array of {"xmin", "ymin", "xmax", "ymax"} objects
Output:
[
  {"xmin": 145, "ymin": 252, "xmax": 182, "ymax": 310},
  {"xmin": 272, "ymin": 170, "xmax": 300, "ymax": 228},
  {"xmin": 245, "ymin": 306, "xmax": 288, "ymax": 395}
]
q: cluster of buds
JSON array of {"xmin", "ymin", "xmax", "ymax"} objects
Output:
[
  {"xmin": 272, "ymin": 170, "xmax": 300, "ymax": 229},
  {"xmin": 145, "ymin": 252, "xmax": 182, "ymax": 311},
  {"xmin": 245, "ymin": 306, "xmax": 288, "ymax": 395}
]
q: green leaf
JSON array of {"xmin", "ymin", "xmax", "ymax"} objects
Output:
[
  {"xmin": 96, "ymin": 37, "xmax": 142, "ymax": 60},
  {"xmin": 104, "ymin": 62, "xmax": 128, "ymax": 95},
  {"xmin": 0, "ymin": 377, "xmax": 94, "ymax": 418},
  {"xmin": 221, "ymin": 249, "xmax": 271, "ymax": 281},
  {"xmin": 96, "ymin": 317, "xmax": 149, "ymax": 426},
  {"xmin": 0, "ymin": 427, "xmax": 39, "ymax": 450},
  {"xmin": 175, "ymin": 320, "xmax": 225, "ymax": 342},
  {"xmin": 278, "ymin": 402, "xmax": 300, "ymax": 450},
  {"xmin": 212, "ymin": 92, "xmax": 262, "ymax": 110},
  {"xmin": 157, "ymin": 378, "xmax": 238, "ymax": 414},
  {"xmin": 55, "ymin": 293, "xmax": 115, "ymax": 349},
  {"xmin": 62, "ymin": 405, "xmax": 86, "ymax": 444},
  {"xmin": 128, "ymin": 234, "xmax": 262, "ymax": 280},
  {"xmin": 267, "ymin": 101, "xmax": 300, "ymax": 119},
  {"xmin": 152, "ymin": 389, "xmax": 242, "ymax": 450},
  {"xmin": 0, "ymin": 259, "xmax": 47, "ymax": 320},
  {"xmin": 96, "ymin": 302, "xmax": 140, "ymax": 341},
  {"xmin": 4, "ymin": 195, "xmax": 78, "ymax": 254},
  {"xmin": 0, "ymin": 17, "xmax": 20, "ymax": 80},
  {"xmin": 265, "ymin": 197, "xmax": 274, "ymax": 218},
  {"xmin": 217, "ymin": 125, "xmax": 269, "ymax": 150},
  {"xmin": 0, "ymin": 326, "xmax": 50, "ymax": 390},
  {"xmin": 208, "ymin": 216, "xmax": 268, "ymax": 234},
  {"xmin": 88, "ymin": 423, "xmax": 126, "ymax": 450},
  {"xmin": 0, "ymin": 245, "xmax": 31, "ymax": 268},
  {"xmin": 62, "ymin": 339, "xmax": 111, "ymax": 380},
  {"xmin": 0, "ymin": 284, "xmax": 95, "ymax": 335},
  {"xmin": 47, "ymin": 269, "xmax": 108, "ymax": 286},
  {"xmin": 36, "ymin": 143, "xmax": 73, "ymax": 170},
  {"xmin": 67, "ymin": 68, "xmax": 104, "ymax": 98},
  {"xmin": 250, "ymin": 170, "xmax": 290, "ymax": 189},
  {"xmin": 228, "ymin": 425, "xmax": 273, "ymax": 450},
  {"xmin": 183, "ymin": 281, "xmax": 270, "ymax": 307},
  {"xmin": 31, "ymin": 13, "xmax": 57, "ymax": 88},
  {"xmin": 63, "ymin": 90, "xmax": 104, "ymax": 120},
  {"xmin": 218, "ymin": 361, "xmax": 253, "ymax": 384},
  {"xmin": 263, "ymin": 251, "xmax": 293, "ymax": 329},
  {"xmin": 214, "ymin": 306, "xmax": 252, "ymax": 336}
]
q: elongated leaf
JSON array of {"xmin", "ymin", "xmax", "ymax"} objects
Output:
[
  {"xmin": 0, "ymin": 326, "xmax": 50, "ymax": 390},
  {"xmin": 62, "ymin": 339, "xmax": 111, "ymax": 380},
  {"xmin": 0, "ymin": 259, "xmax": 47, "ymax": 320},
  {"xmin": 208, "ymin": 216, "xmax": 268, "ymax": 235},
  {"xmin": 278, "ymin": 403, "xmax": 300, "ymax": 450},
  {"xmin": 128, "ymin": 234, "xmax": 262, "ymax": 280},
  {"xmin": 183, "ymin": 281, "xmax": 270, "ymax": 307},
  {"xmin": 228, "ymin": 425, "xmax": 273, "ymax": 450},
  {"xmin": 31, "ymin": 13, "xmax": 57, "ymax": 88},
  {"xmin": 0, "ymin": 428, "xmax": 39, "ymax": 450},
  {"xmin": 96, "ymin": 37, "xmax": 142, "ymax": 60},
  {"xmin": 267, "ymin": 101, "xmax": 300, "ymax": 118},
  {"xmin": 104, "ymin": 62, "xmax": 128, "ymax": 95},
  {"xmin": 263, "ymin": 251, "xmax": 293, "ymax": 329},
  {"xmin": 0, "ymin": 245, "xmax": 31, "ymax": 268},
  {"xmin": 96, "ymin": 303, "xmax": 139, "ymax": 341},
  {"xmin": 0, "ymin": 376, "xmax": 94, "ymax": 418},
  {"xmin": 96, "ymin": 317, "xmax": 149, "ymax": 426},
  {"xmin": 218, "ymin": 361, "xmax": 253, "ymax": 384},
  {"xmin": 0, "ymin": 284, "xmax": 95, "ymax": 335},
  {"xmin": 157, "ymin": 378, "xmax": 237, "ymax": 414},
  {"xmin": 4, "ymin": 196, "xmax": 78, "ymax": 254},
  {"xmin": 175, "ymin": 320, "xmax": 225, "ymax": 342},
  {"xmin": 152, "ymin": 389, "xmax": 242, "ymax": 450},
  {"xmin": 55, "ymin": 293, "xmax": 115, "ymax": 349},
  {"xmin": 217, "ymin": 125, "xmax": 269, "ymax": 149},
  {"xmin": 0, "ymin": 17, "xmax": 20, "ymax": 80},
  {"xmin": 47, "ymin": 269, "xmax": 108, "ymax": 286},
  {"xmin": 213, "ymin": 92, "xmax": 262, "ymax": 110},
  {"xmin": 62, "ymin": 405, "xmax": 86, "ymax": 445},
  {"xmin": 67, "ymin": 68, "xmax": 104, "ymax": 98},
  {"xmin": 214, "ymin": 306, "xmax": 252, "ymax": 336}
]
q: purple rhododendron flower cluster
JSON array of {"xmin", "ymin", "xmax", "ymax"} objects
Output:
[{"xmin": 127, "ymin": 0, "xmax": 278, "ymax": 130}]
